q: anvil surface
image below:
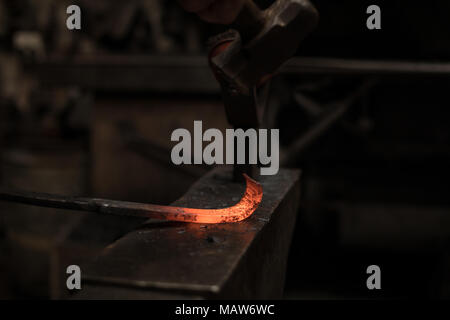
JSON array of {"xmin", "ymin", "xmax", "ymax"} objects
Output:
[{"xmin": 75, "ymin": 167, "xmax": 301, "ymax": 299}]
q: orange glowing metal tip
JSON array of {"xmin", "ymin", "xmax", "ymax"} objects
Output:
[
  {"xmin": 0, "ymin": 174, "xmax": 263, "ymax": 224},
  {"xmin": 146, "ymin": 174, "xmax": 263, "ymax": 223}
]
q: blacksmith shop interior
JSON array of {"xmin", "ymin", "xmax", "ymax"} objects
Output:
[{"xmin": 1, "ymin": 0, "xmax": 450, "ymax": 299}]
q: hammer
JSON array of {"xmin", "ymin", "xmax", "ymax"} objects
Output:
[{"xmin": 209, "ymin": 0, "xmax": 319, "ymax": 179}]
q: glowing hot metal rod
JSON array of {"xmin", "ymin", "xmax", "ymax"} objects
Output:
[{"xmin": 0, "ymin": 174, "xmax": 263, "ymax": 224}]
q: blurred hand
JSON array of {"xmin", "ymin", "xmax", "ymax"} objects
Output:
[{"xmin": 178, "ymin": 0, "xmax": 245, "ymax": 24}]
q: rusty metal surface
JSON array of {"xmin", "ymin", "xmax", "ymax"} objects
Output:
[{"xmin": 75, "ymin": 167, "xmax": 301, "ymax": 299}]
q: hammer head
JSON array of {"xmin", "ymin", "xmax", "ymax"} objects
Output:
[
  {"xmin": 210, "ymin": 0, "xmax": 319, "ymax": 93},
  {"xmin": 242, "ymin": 0, "xmax": 319, "ymax": 87}
]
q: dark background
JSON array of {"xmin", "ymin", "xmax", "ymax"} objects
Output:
[{"xmin": 0, "ymin": 0, "xmax": 449, "ymax": 299}]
